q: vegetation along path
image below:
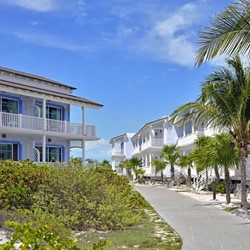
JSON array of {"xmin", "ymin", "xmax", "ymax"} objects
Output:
[{"xmin": 135, "ymin": 185, "xmax": 250, "ymax": 250}]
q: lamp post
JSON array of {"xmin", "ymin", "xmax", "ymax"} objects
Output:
[{"xmin": 212, "ymin": 177, "xmax": 216, "ymax": 200}]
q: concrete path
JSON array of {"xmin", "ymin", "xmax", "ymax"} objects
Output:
[{"xmin": 135, "ymin": 185, "xmax": 250, "ymax": 250}]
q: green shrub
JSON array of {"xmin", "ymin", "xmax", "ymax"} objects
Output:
[
  {"xmin": 216, "ymin": 182, "xmax": 226, "ymax": 194},
  {"xmin": 0, "ymin": 160, "xmax": 144, "ymax": 231},
  {"xmin": 0, "ymin": 221, "xmax": 111, "ymax": 250},
  {"xmin": 0, "ymin": 160, "xmax": 54, "ymax": 210},
  {"xmin": 34, "ymin": 166, "xmax": 142, "ymax": 230}
]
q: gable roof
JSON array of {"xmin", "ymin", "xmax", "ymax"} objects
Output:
[
  {"xmin": 0, "ymin": 79, "xmax": 103, "ymax": 109},
  {"xmin": 0, "ymin": 66, "xmax": 76, "ymax": 90}
]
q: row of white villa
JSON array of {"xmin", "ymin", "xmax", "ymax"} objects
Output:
[
  {"xmin": 110, "ymin": 116, "xmax": 250, "ymax": 186},
  {"xmin": 0, "ymin": 66, "xmax": 102, "ymax": 163}
]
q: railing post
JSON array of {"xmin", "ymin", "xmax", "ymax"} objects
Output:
[{"xmin": 19, "ymin": 114, "xmax": 22, "ymax": 128}]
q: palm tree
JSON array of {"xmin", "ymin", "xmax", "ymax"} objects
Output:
[
  {"xmin": 212, "ymin": 133, "xmax": 239, "ymax": 204},
  {"xmin": 195, "ymin": 0, "xmax": 250, "ymax": 66},
  {"xmin": 161, "ymin": 144, "xmax": 180, "ymax": 185},
  {"xmin": 129, "ymin": 157, "xmax": 144, "ymax": 181},
  {"xmin": 178, "ymin": 153, "xmax": 193, "ymax": 188},
  {"xmin": 171, "ymin": 55, "xmax": 250, "ymax": 209},
  {"xmin": 192, "ymin": 136, "xmax": 218, "ymax": 190},
  {"xmin": 151, "ymin": 159, "xmax": 166, "ymax": 185}
]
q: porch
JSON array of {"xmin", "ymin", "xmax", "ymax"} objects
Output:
[{"xmin": 0, "ymin": 111, "xmax": 96, "ymax": 138}]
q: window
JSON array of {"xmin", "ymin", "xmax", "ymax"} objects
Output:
[
  {"xmin": 36, "ymin": 146, "xmax": 62, "ymax": 162},
  {"xmin": 0, "ymin": 143, "xmax": 18, "ymax": 160},
  {"xmin": 37, "ymin": 104, "xmax": 63, "ymax": 121},
  {"xmin": 47, "ymin": 106, "xmax": 62, "ymax": 120},
  {"xmin": 1, "ymin": 98, "xmax": 18, "ymax": 114}
]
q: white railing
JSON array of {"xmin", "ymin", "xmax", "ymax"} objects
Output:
[
  {"xmin": 0, "ymin": 112, "xmax": 96, "ymax": 137},
  {"xmin": 112, "ymin": 150, "xmax": 125, "ymax": 156},
  {"xmin": 177, "ymin": 130, "xmax": 204, "ymax": 147},
  {"xmin": 141, "ymin": 139, "xmax": 164, "ymax": 151},
  {"xmin": 193, "ymin": 168, "xmax": 213, "ymax": 191}
]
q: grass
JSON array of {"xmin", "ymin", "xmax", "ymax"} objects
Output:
[
  {"xmin": 223, "ymin": 206, "xmax": 238, "ymax": 212},
  {"xmin": 76, "ymin": 208, "xmax": 182, "ymax": 250}
]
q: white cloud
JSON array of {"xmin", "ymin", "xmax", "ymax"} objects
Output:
[
  {"xmin": 135, "ymin": 2, "xmax": 202, "ymax": 67},
  {"xmin": 2, "ymin": 0, "xmax": 58, "ymax": 12},
  {"xmin": 12, "ymin": 31, "xmax": 92, "ymax": 51}
]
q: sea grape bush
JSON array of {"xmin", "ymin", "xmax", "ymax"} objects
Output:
[{"xmin": 0, "ymin": 160, "xmax": 143, "ymax": 231}]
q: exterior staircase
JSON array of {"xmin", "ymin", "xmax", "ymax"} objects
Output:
[{"xmin": 193, "ymin": 169, "xmax": 214, "ymax": 191}]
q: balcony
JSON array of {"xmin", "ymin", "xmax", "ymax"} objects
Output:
[
  {"xmin": 133, "ymin": 139, "xmax": 164, "ymax": 153},
  {"xmin": 177, "ymin": 131, "xmax": 204, "ymax": 147},
  {"xmin": 0, "ymin": 112, "xmax": 96, "ymax": 137},
  {"xmin": 112, "ymin": 149, "xmax": 125, "ymax": 157}
]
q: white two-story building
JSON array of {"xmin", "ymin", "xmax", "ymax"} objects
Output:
[
  {"xmin": 110, "ymin": 116, "xmax": 236, "ymax": 182},
  {"xmin": 0, "ymin": 66, "xmax": 103, "ymax": 163}
]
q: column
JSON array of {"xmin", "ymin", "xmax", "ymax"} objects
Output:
[
  {"xmin": 42, "ymin": 134, "xmax": 46, "ymax": 162},
  {"xmin": 82, "ymin": 107, "xmax": 85, "ymax": 135},
  {"xmin": 149, "ymin": 153, "xmax": 152, "ymax": 175},
  {"xmin": 43, "ymin": 98, "xmax": 47, "ymax": 130},
  {"xmin": 163, "ymin": 120, "xmax": 168, "ymax": 145},
  {"xmin": 123, "ymin": 136, "xmax": 127, "ymax": 156},
  {"xmin": 192, "ymin": 122, "xmax": 195, "ymax": 133},
  {"xmin": 82, "ymin": 139, "xmax": 85, "ymax": 164}
]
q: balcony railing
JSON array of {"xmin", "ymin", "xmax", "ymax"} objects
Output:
[
  {"xmin": 0, "ymin": 112, "xmax": 96, "ymax": 137},
  {"xmin": 112, "ymin": 150, "xmax": 125, "ymax": 156},
  {"xmin": 141, "ymin": 138, "xmax": 164, "ymax": 151},
  {"xmin": 177, "ymin": 131, "xmax": 204, "ymax": 147}
]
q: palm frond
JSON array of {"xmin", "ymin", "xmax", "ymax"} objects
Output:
[{"xmin": 195, "ymin": 0, "xmax": 250, "ymax": 66}]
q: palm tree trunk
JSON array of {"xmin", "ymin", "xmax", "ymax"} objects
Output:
[
  {"xmin": 224, "ymin": 167, "xmax": 231, "ymax": 204},
  {"xmin": 239, "ymin": 148, "xmax": 249, "ymax": 209},
  {"xmin": 187, "ymin": 167, "xmax": 191, "ymax": 188},
  {"xmin": 170, "ymin": 164, "xmax": 175, "ymax": 186},
  {"xmin": 205, "ymin": 168, "xmax": 208, "ymax": 190},
  {"xmin": 214, "ymin": 165, "xmax": 220, "ymax": 182},
  {"xmin": 161, "ymin": 170, "xmax": 164, "ymax": 186}
]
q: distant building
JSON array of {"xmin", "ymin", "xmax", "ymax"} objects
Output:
[
  {"xmin": 110, "ymin": 133, "xmax": 135, "ymax": 174},
  {"xmin": 110, "ymin": 116, "xmax": 248, "ymax": 188},
  {"xmin": 0, "ymin": 66, "xmax": 103, "ymax": 163}
]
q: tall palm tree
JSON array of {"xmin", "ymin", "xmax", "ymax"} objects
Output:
[
  {"xmin": 195, "ymin": 0, "xmax": 250, "ymax": 66},
  {"xmin": 212, "ymin": 133, "xmax": 239, "ymax": 204},
  {"xmin": 151, "ymin": 159, "xmax": 166, "ymax": 185},
  {"xmin": 161, "ymin": 144, "xmax": 180, "ymax": 185},
  {"xmin": 171, "ymin": 55, "xmax": 250, "ymax": 209}
]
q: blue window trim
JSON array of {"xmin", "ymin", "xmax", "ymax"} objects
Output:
[
  {"xmin": 0, "ymin": 140, "xmax": 22, "ymax": 160},
  {"xmin": 35, "ymin": 143, "xmax": 65, "ymax": 162},
  {"xmin": 0, "ymin": 93, "xmax": 23, "ymax": 114},
  {"xmin": 35, "ymin": 100, "xmax": 66, "ymax": 121}
]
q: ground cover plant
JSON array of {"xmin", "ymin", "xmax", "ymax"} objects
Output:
[{"xmin": 0, "ymin": 159, "xmax": 182, "ymax": 249}]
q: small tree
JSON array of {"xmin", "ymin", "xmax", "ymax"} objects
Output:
[
  {"xmin": 212, "ymin": 133, "xmax": 239, "ymax": 203},
  {"xmin": 127, "ymin": 157, "xmax": 145, "ymax": 181},
  {"xmin": 178, "ymin": 153, "xmax": 194, "ymax": 188},
  {"xmin": 161, "ymin": 144, "xmax": 180, "ymax": 185},
  {"xmin": 151, "ymin": 159, "xmax": 166, "ymax": 185}
]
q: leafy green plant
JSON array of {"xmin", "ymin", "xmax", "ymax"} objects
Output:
[
  {"xmin": 216, "ymin": 182, "xmax": 226, "ymax": 194},
  {"xmin": 0, "ymin": 221, "xmax": 111, "ymax": 250},
  {"xmin": 0, "ymin": 221, "xmax": 80, "ymax": 249}
]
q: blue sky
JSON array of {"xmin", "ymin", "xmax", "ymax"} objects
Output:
[{"xmin": 0, "ymin": 0, "xmax": 231, "ymax": 161}]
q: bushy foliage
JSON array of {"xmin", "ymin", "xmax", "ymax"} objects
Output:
[
  {"xmin": 216, "ymin": 182, "xmax": 226, "ymax": 194},
  {"xmin": 0, "ymin": 221, "xmax": 110, "ymax": 250},
  {"xmin": 0, "ymin": 160, "xmax": 54, "ymax": 210},
  {"xmin": 0, "ymin": 160, "xmax": 143, "ymax": 232}
]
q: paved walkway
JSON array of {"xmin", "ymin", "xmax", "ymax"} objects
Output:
[{"xmin": 135, "ymin": 185, "xmax": 250, "ymax": 250}]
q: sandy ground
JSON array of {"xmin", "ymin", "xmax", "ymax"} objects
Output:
[{"xmin": 175, "ymin": 188, "xmax": 241, "ymax": 207}]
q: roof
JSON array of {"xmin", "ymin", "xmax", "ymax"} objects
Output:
[
  {"xmin": 0, "ymin": 79, "xmax": 103, "ymax": 109},
  {"xmin": 132, "ymin": 116, "xmax": 169, "ymax": 139},
  {"xmin": 110, "ymin": 133, "xmax": 135, "ymax": 143},
  {"xmin": 0, "ymin": 66, "xmax": 76, "ymax": 90}
]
